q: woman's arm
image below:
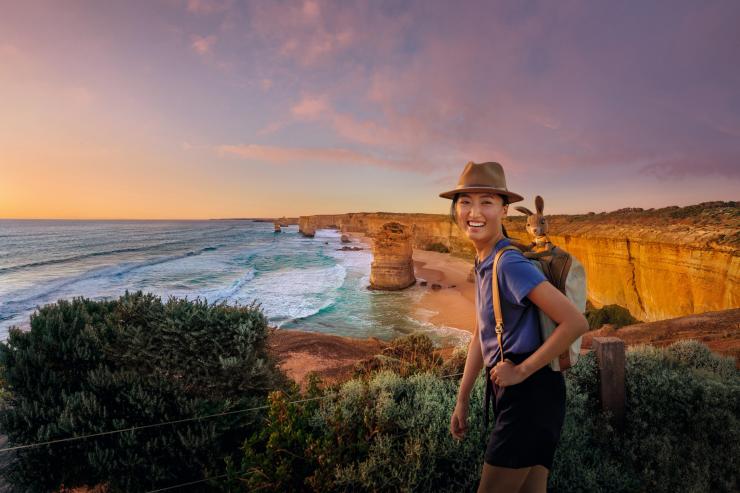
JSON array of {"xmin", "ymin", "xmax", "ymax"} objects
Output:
[
  {"xmin": 491, "ymin": 280, "xmax": 588, "ymax": 386},
  {"xmin": 450, "ymin": 318, "xmax": 483, "ymax": 440},
  {"xmin": 456, "ymin": 317, "xmax": 484, "ymax": 405}
]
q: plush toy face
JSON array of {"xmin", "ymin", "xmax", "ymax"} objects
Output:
[
  {"xmin": 526, "ymin": 214, "xmax": 548, "ymax": 238},
  {"xmin": 516, "ymin": 195, "xmax": 548, "ymax": 240}
]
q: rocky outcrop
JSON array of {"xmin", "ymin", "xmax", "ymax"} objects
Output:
[
  {"xmin": 299, "ymin": 214, "xmax": 344, "ymax": 237},
  {"xmin": 342, "ymin": 212, "xmax": 476, "ymax": 259},
  {"xmin": 301, "ymin": 225, "xmax": 315, "ymax": 237},
  {"xmin": 268, "ymin": 328, "xmax": 388, "ymax": 389},
  {"xmin": 369, "ymin": 222, "xmax": 416, "ymax": 290},
  {"xmin": 292, "ymin": 202, "xmax": 738, "ymax": 322},
  {"xmin": 273, "ymin": 222, "xmax": 282, "ymax": 233},
  {"xmin": 275, "ymin": 216, "xmax": 298, "ymax": 227}
]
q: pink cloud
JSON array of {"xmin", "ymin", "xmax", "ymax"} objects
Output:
[
  {"xmin": 0, "ymin": 43, "xmax": 21, "ymax": 58},
  {"xmin": 291, "ymin": 94, "xmax": 329, "ymax": 119},
  {"xmin": 250, "ymin": 1, "xmax": 358, "ymax": 66},
  {"xmin": 0, "ymin": 42, "xmax": 30, "ymax": 73},
  {"xmin": 256, "ymin": 120, "xmax": 286, "ymax": 136},
  {"xmin": 217, "ymin": 143, "xmax": 411, "ymax": 169},
  {"xmin": 191, "ymin": 35, "xmax": 217, "ymax": 55},
  {"xmin": 186, "ymin": 0, "xmax": 231, "ymax": 14},
  {"xmin": 285, "ymin": 93, "xmax": 429, "ymax": 152},
  {"xmin": 302, "ymin": 0, "xmax": 320, "ymax": 20},
  {"xmin": 243, "ymin": 2, "xmax": 740, "ymax": 179}
]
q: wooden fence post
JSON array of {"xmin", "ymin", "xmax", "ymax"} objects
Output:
[{"xmin": 591, "ymin": 336, "xmax": 626, "ymax": 429}]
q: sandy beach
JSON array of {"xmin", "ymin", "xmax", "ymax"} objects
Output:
[
  {"xmin": 270, "ymin": 233, "xmax": 477, "ymax": 387},
  {"xmin": 351, "ymin": 231, "xmax": 477, "ymax": 335},
  {"xmin": 412, "ymin": 249, "xmax": 477, "ymax": 334}
]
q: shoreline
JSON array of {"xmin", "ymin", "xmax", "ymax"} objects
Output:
[
  {"xmin": 349, "ymin": 232, "xmax": 476, "ymax": 335},
  {"xmin": 271, "ymin": 233, "xmax": 477, "ymax": 387},
  {"xmin": 412, "ymin": 250, "xmax": 476, "ymax": 334}
]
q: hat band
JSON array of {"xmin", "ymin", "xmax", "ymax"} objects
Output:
[{"xmin": 456, "ymin": 185, "xmax": 510, "ymax": 192}]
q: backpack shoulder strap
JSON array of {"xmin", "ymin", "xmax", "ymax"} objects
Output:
[{"xmin": 491, "ymin": 245, "xmax": 521, "ymax": 363}]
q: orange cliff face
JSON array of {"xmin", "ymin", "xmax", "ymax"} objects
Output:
[
  {"xmin": 503, "ymin": 203, "xmax": 738, "ymax": 322},
  {"xmin": 292, "ymin": 202, "xmax": 739, "ymax": 322}
]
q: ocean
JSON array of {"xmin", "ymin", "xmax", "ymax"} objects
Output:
[{"xmin": 0, "ymin": 220, "xmax": 469, "ymax": 346}]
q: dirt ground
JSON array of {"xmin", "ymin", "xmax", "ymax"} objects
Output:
[
  {"xmin": 583, "ymin": 308, "xmax": 740, "ymax": 367},
  {"xmin": 267, "ymin": 328, "xmax": 389, "ymax": 388}
]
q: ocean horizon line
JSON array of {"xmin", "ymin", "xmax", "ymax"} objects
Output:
[{"xmin": 1, "ymin": 199, "xmax": 735, "ymax": 222}]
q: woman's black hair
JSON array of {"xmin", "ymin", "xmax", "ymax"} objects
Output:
[{"xmin": 450, "ymin": 193, "xmax": 510, "ymax": 238}]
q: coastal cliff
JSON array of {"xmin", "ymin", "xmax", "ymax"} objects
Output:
[
  {"xmin": 503, "ymin": 203, "xmax": 738, "ymax": 321},
  {"xmin": 292, "ymin": 202, "xmax": 738, "ymax": 322}
]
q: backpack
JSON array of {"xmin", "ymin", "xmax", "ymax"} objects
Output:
[
  {"xmin": 491, "ymin": 195, "xmax": 587, "ymax": 371},
  {"xmin": 492, "ymin": 244, "xmax": 587, "ymax": 371}
]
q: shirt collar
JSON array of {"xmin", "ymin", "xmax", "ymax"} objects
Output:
[{"xmin": 475, "ymin": 236, "xmax": 511, "ymax": 271}]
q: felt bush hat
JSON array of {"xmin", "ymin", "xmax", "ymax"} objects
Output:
[{"xmin": 439, "ymin": 161, "xmax": 524, "ymax": 203}]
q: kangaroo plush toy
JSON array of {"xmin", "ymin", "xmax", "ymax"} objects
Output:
[
  {"xmin": 515, "ymin": 195, "xmax": 552, "ymax": 253},
  {"xmin": 510, "ymin": 194, "xmax": 588, "ymax": 370}
]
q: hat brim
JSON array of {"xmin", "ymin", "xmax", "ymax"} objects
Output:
[{"xmin": 439, "ymin": 187, "xmax": 524, "ymax": 203}]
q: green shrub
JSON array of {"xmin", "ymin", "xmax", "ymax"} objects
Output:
[
  {"xmin": 552, "ymin": 341, "xmax": 739, "ymax": 493},
  {"xmin": 585, "ymin": 303, "xmax": 640, "ymax": 329},
  {"xmin": 618, "ymin": 343, "xmax": 739, "ymax": 492},
  {"xmin": 238, "ymin": 370, "xmax": 486, "ymax": 492},
  {"xmin": 425, "ymin": 242, "xmax": 450, "ymax": 253},
  {"xmin": 0, "ymin": 292, "xmax": 287, "ymax": 492},
  {"xmin": 354, "ymin": 333, "xmax": 446, "ymax": 378},
  {"xmin": 232, "ymin": 376, "xmax": 324, "ymax": 492},
  {"xmin": 550, "ymin": 352, "xmax": 636, "ymax": 492},
  {"xmin": 238, "ymin": 340, "xmax": 738, "ymax": 492},
  {"xmin": 664, "ymin": 339, "xmax": 736, "ymax": 379}
]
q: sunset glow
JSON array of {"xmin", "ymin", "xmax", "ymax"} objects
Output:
[{"xmin": 1, "ymin": 1, "xmax": 738, "ymax": 219}]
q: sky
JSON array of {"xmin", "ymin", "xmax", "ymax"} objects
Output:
[{"xmin": 1, "ymin": 0, "xmax": 738, "ymax": 219}]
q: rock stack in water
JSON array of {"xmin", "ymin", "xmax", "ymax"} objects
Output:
[
  {"xmin": 369, "ymin": 222, "xmax": 415, "ymax": 290},
  {"xmin": 274, "ymin": 222, "xmax": 282, "ymax": 233},
  {"xmin": 298, "ymin": 216, "xmax": 316, "ymax": 237}
]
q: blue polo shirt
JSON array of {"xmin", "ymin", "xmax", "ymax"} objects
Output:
[{"xmin": 475, "ymin": 237, "xmax": 547, "ymax": 367}]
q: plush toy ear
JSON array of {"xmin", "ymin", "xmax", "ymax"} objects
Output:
[
  {"xmin": 515, "ymin": 206, "xmax": 533, "ymax": 216},
  {"xmin": 535, "ymin": 196, "xmax": 544, "ymax": 215}
]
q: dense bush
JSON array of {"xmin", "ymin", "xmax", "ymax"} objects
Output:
[
  {"xmin": 238, "ymin": 339, "xmax": 738, "ymax": 492},
  {"xmin": 353, "ymin": 333, "xmax": 465, "ymax": 379},
  {"xmin": 585, "ymin": 303, "xmax": 640, "ymax": 329},
  {"xmin": 551, "ymin": 340, "xmax": 739, "ymax": 493},
  {"xmin": 0, "ymin": 292, "xmax": 287, "ymax": 492},
  {"xmin": 235, "ymin": 370, "xmax": 486, "ymax": 492}
]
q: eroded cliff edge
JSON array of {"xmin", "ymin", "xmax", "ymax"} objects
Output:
[{"xmin": 296, "ymin": 202, "xmax": 738, "ymax": 322}]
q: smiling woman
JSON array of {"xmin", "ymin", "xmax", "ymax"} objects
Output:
[{"xmin": 442, "ymin": 161, "xmax": 588, "ymax": 493}]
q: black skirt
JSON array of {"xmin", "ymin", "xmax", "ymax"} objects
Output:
[{"xmin": 484, "ymin": 351, "xmax": 566, "ymax": 470}]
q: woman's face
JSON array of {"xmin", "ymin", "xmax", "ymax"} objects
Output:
[{"xmin": 455, "ymin": 192, "xmax": 508, "ymax": 244}]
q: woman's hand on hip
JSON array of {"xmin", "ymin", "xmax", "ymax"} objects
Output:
[
  {"xmin": 450, "ymin": 401, "xmax": 469, "ymax": 441},
  {"xmin": 490, "ymin": 359, "xmax": 527, "ymax": 387}
]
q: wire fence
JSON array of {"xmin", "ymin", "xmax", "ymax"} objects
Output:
[{"xmin": 1, "ymin": 370, "xmax": 468, "ymax": 491}]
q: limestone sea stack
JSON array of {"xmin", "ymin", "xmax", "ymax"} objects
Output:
[
  {"xmin": 369, "ymin": 222, "xmax": 416, "ymax": 290},
  {"xmin": 274, "ymin": 222, "xmax": 282, "ymax": 233},
  {"xmin": 299, "ymin": 216, "xmax": 316, "ymax": 237}
]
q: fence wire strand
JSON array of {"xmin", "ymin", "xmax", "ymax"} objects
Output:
[{"xmin": 0, "ymin": 371, "xmax": 466, "ymax": 455}]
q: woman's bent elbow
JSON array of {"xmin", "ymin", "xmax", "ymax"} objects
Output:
[{"xmin": 575, "ymin": 314, "xmax": 589, "ymax": 336}]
